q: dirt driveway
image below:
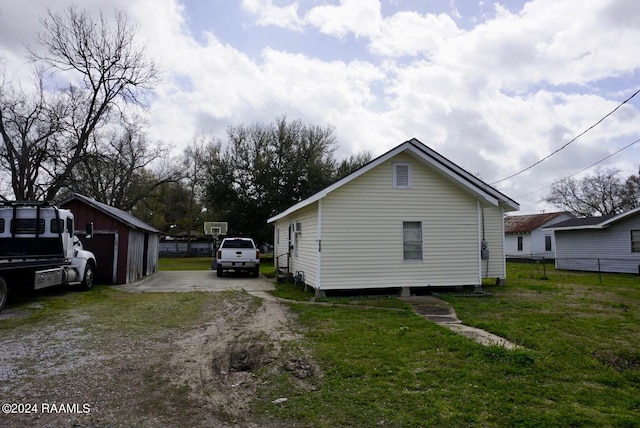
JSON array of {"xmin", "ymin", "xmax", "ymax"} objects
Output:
[{"xmin": 0, "ymin": 271, "xmax": 315, "ymax": 427}]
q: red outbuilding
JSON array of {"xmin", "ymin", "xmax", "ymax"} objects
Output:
[{"xmin": 60, "ymin": 193, "xmax": 159, "ymax": 285}]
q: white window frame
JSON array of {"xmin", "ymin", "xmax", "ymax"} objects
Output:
[
  {"xmin": 393, "ymin": 162, "xmax": 412, "ymax": 189},
  {"xmin": 403, "ymin": 221, "xmax": 423, "ymax": 261},
  {"xmin": 631, "ymin": 230, "xmax": 640, "ymax": 253}
]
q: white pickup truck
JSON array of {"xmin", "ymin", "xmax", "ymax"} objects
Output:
[{"xmin": 216, "ymin": 237, "xmax": 260, "ymax": 277}]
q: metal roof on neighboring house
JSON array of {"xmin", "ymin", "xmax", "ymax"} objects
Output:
[
  {"xmin": 504, "ymin": 212, "xmax": 572, "ymax": 234},
  {"xmin": 59, "ymin": 193, "xmax": 160, "ymax": 233}
]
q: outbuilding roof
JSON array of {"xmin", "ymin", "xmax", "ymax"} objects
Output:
[
  {"xmin": 545, "ymin": 206, "xmax": 640, "ymax": 230},
  {"xmin": 504, "ymin": 212, "xmax": 572, "ymax": 234},
  {"xmin": 59, "ymin": 193, "xmax": 160, "ymax": 233},
  {"xmin": 268, "ymin": 138, "xmax": 519, "ymax": 223}
]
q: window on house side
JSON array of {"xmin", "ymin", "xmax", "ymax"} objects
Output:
[
  {"xmin": 631, "ymin": 230, "xmax": 640, "ymax": 253},
  {"xmin": 545, "ymin": 235, "xmax": 552, "ymax": 252},
  {"xmin": 517, "ymin": 236, "xmax": 523, "ymax": 252},
  {"xmin": 394, "ymin": 163, "xmax": 411, "ymax": 188},
  {"xmin": 403, "ymin": 221, "xmax": 422, "ymax": 260}
]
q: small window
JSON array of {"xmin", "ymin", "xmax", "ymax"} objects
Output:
[
  {"xmin": 631, "ymin": 230, "xmax": 640, "ymax": 253},
  {"xmin": 51, "ymin": 219, "xmax": 65, "ymax": 233},
  {"xmin": 517, "ymin": 236, "xmax": 523, "ymax": 252},
  {"xmin": 11, "ymin": 218, "xmax": 45, "ymax": 234},
  {"xmin": 545, "ymin": 235, "xmax": 552, "ymax": 252},
  {"xmin": 403, "ymin": 221, "xmax": 423, "ymax": 260},
  {"xmin": 67, "ymin": 218, "xmax": 73, "ymax": 234},
  {"xmin": 0, "ymin": 218, "xmax": 4, "ymax": 233},
  {"xmin": 393, "ymin": 163, "xmax": 411, "ymax": 188}
]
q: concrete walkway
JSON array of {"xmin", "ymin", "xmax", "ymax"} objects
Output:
[{"xmin": 399, "ymin": 295, "xmax": 520, "ymax": 349}]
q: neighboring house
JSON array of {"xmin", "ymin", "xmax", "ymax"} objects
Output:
[
  {"xmin": 267, "ymin": 138, "xmax": 519, "ymax": 296},
  {"xmin": 60, "ymin": 193, "xmax": 160, "ymax": 284},
  {"xmin": 504, "ymin": 212, "xmax": 574, "ymax": 259},
  {"xmin": 545, "ymin": 207, "xmax": 640, "ymax": 274}
]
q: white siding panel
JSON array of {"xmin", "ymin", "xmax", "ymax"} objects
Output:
[
  {"xmin": 289, "ymin": 204, "xmax": 318, "ymax": 286},
  {"xmin": 556, "ymin": 214, "xmax": 640, "ymax": 273},
  {"xmin": 320, "ymin": 153, "xmax": 480, "ymax": 290},
  {"xmin": 273, "ymin": 203, "xmax": 319, "ymax": 287},
  {"xmin": 482, "ymin": 206, "xmax": 506, "ymax": 279},
  {"xmin": 505, "ymin": 233, "xmax": 531, "ymax": 257},
  {"xmin": 274, "ymin": 223, "xmax": 289, "ymax": 269}
]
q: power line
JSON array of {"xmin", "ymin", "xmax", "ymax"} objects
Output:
[
  {"xmin": 513, "ymin": 136, "xmax": 640, "ymax": 199},
  {"xmin": 491, "ymin": 88, "xmax": 640, "ymax": 185}
]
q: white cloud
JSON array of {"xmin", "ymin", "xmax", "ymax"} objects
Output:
[
  {"xmin": 368, "ymin": 11, "xmax": 461, "ymax": 58},
  {"xmin": 305, "ymin": 0, "xmax": 382, "ymax": 39},
  {"xmin": 241, "ymin": 0, "xmax": 303, "ymax": 30},
  {"xmin": 2, "ymin": 0, "xmax": 639, "ymax": 214}
]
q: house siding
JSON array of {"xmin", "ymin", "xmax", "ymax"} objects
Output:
[
  {"xmin": 482, "ymin": 206, "xmax": 506, "ymax": 279},
  {"xmin": 505, "ymin": 234, "xmax": 531, "ymax": 257},
  {"xmin": 555, "ymin": 214, "xmax": 640, "ymax": 273},
  {"xmin": 505, "ymin": 214, "xmax": 573, "ymax": 259},
  {"xmin": 273, "ymin": 203, "xmax": 319, "ymax": 285},
  {"xmin": 530, "ymin": 228, "xmax": 555, "ymax": 258},
  {"xmin": 319, "ymin": 153, "xmax": 481, "ymax": 290},
  {"xmin": 274, "ymin": 224, "xmax": 289, "ymax": 270},
  {"xmin": 289, "ymin": 203, "xmax": 319, "ymax": 285}
]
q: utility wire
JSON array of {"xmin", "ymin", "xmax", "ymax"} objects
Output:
[
  {"xmin": 513, "ymin": 136, "xmax": 640, "ymax": 199},
  {"xmin": 491, "ymin": 88, "xmax": 640, "ymax": 185}
]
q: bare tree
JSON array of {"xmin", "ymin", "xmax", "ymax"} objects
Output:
[
  {"xmin": 0, "ymin": 68, "xmax": 67, "ymax": 200},
  {"xmin": 0, "ymin": 6, "xmax": 158, "ymax": 201},
  {"xmin": 544, "ymin": 168, "xmax": 639, "ymax": 217},
  {"xmin": 64, "ymin": 115, "xmax": 180, "ymax": 210}
]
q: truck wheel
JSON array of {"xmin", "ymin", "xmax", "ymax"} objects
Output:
[
  {"xmin": 80, "ymin": 264, "xmax": 95, "ymax": 291},
  {"xmin": 0, "ymin": 277, "xmax": 7, "ymax": 312},
  {"xmin": 253, "ymin": 267, "xmax": 260, "ymax": 277},
  {"xmin": 217, "ymin": 266, "xmax": 223, "ymax": 277}
]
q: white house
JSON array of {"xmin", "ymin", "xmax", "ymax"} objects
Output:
[
  {"xmin": 504, "ymin": 212, "xmax": 574, "ymax": 260},
  {"xmin": 267, "ymin": 138, "xmax": 519, "ymax": 296},
  {"xmin": 546, "ymin": 207, "xmax": 640, "ymax": 274}
]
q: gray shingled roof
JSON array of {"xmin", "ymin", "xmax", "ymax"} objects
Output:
[
  {"xmin": 549, "ymin": 215, "xmax": 617, "ymax": 229},
  {"xmin": 545, "ymin": 207, "xmax": 640, "ymax": 230}
]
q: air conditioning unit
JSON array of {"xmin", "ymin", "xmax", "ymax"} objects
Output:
[{"xmin": 292, "ymin": 221, "xmax": 302, "ymax": 233}]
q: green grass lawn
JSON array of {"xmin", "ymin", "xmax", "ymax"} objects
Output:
[
  {"xmin": 5, "ymin": 260, "xmax": 637, "ymax": 426},
  {"xmin": 258, "ymin": 262, "xmax": 640, "ymax": 427},
  {"xmin": 158, "ymin": 255, "xmax": 275, "ymax": 277}
]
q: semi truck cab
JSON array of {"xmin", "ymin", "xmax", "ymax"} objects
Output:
[{"xmin": 0, "ymin": 202, "xmax": 97, "ymax": 312}]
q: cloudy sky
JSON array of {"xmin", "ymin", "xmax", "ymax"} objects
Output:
[{"xmin": 1, "ymin": 0, "xmax": 639, "ymax": 214}]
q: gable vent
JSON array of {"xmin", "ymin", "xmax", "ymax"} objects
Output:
[{"xmin": 393, "ymin": 163, "xmax": 411, "ymax": 188}]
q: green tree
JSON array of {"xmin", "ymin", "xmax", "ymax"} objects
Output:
[{"xmin": 200, "ymin": 116, "xmax": 371, "ymax": 243}]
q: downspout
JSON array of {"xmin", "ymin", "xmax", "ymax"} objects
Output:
[
  {"xmin": 316, "ymin": 199, "xmax": 322, "ymax": 290},
  {"xmin": 500, "ymin": 205, "xmax": 507, "ymax": 282},
  {"xmin": 477, "ymin": 200, "xmax": 482, "ymax": 285}
]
